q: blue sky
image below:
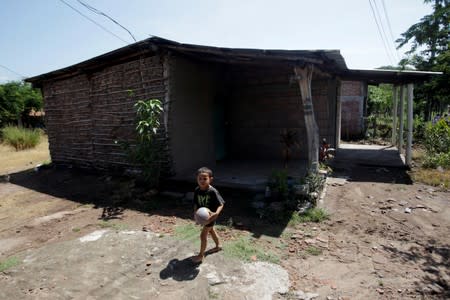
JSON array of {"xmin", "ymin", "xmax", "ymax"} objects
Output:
[{"xmin": 0, "ymin": 0, "xmax": 432, "ymax": 83}]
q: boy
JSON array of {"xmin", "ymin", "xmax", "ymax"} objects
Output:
[{"xmin": 192, "ymin": 167, "xmax": 225, "ymax": 263}]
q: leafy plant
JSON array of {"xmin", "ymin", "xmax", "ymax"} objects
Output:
[
  {"xmin": 118, "ymin": 98, "xmax": 164, "ymax": 187},
  {"xmin": 424, "ymin": 119, "xmax": 450, "ymax": 155},
  {"xmin": 269, "ymin": 170, "xmax": 289, "ymax": 200},
  {"xmin": 1, "ymin": 126, "xmax": 41, "ymax": 150}
]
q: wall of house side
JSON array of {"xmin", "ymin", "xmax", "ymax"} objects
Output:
[
  {"xmin": 41, "ymin": 54, "xmax": 167, "ymax": 171},
  {"xmin": 169, "ymin": 56, "xmax": 220, "ymax": 176},
  {"xmin": 227, "ymin": 66, "xmax": 335, "ymax": 160},
  {"xmin": 340, "ymin": 80, "xmax": 365, "ymax": 139}
]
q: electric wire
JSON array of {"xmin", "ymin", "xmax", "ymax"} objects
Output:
[
  {"xmin": 368, "ymin": 0, "xmax": 396, "ymax": 65},
  {"xmin": 0, "ymin": 64, "xmax": 26, "ymax": 78},
  {"xmin": 57, "ymin": 0, "xmax": 131, "ymax": 44},
  {"xmin": 371, "ymin": 0, "xmax": 397, "ymax": 64},
  {"xmin": 76, "ymin": 0, "xmax": 137, "ymax": 42},
  {"xmin": 380, "ymin": 0, "xmax": 401, "ymax": 61}
]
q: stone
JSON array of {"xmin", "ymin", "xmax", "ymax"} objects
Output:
[
  {"xmin": 404, "ymin": 207, "xmax": 412, "ymax": 213},
  {"xmin": 386, "ymin": 198, "xmax": 396, "ymax": 202},
  {"xmin": 415, "ymin": 204, "xmax": 426, "ymax": 209},
  {"xmin": 415, "ymin": 195, "xmax": 422, "ymax": 200},
  {"xmin": 399, "ymin": 201, "xmax": 408, "ymax": 206}
]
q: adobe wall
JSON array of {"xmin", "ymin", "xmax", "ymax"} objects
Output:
[
  {"xmin": 340, "ymin": 80, "xmax": 366, "ymax": 139},
  {"xmin": 227, "ymin": 65, "xmax": 337, "ymax": 160},
  {"xmin": 42, "ymin": 54, "xmax": 167, "ymax": 171}
]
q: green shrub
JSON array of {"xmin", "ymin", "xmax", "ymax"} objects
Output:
[
  {"xmin": 424, "ymin": 119, "xmax": 450, "ymax": 155},
  {"xmin": 422, "ymin": 152, "xmax": 450, "ymax": 169},
  {"xmin": 1, "ymin": 126, "xmax": 41, "ymax": 150},
  {"xmin": 414, "ymin": 115, "xmax": 426, "ymax": 141}
]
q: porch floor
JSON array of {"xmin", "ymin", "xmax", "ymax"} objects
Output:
[{"xmin": 171, "ymin": 159, "xmax": 309, "ymax": 192}]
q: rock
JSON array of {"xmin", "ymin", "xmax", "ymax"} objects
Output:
[
  {"xmin": 293, "ymin": 184, "xmax": 309, "ymax": 196},
  {"xmin": 376, "ymin": 288, "xmax": 384, "ymax": 294},
  {"xmin": 386, "ymin": 198, "xmax": 396, "ymax": 202},
  {"xmin": 436, "ymin": 166, "xmax": 444, "ymax": 173},
  {"xmin": 415, "ymin": 204, "xmax": 426, "ymax": 209},
  {"xmin": 415, "ymin": 195, "xmax": 422, "ymax": 200},
  {"xmin": 404, "ymin": 207, "xmax": 412, "ymax": 214},
  {"xmin": 305, "ymin": 239, "xmax": 316, "ymax": 245},
  {"xmin": 428, "ymin": 283, "xmax": 444, "ymax": 294},
  {"xmin": 292, "ymin": 290, "xmax": 319, "ymax": 300},
  {"xmin": 399, "ymin": 201, "xmax": 408, "ymax": 206}
]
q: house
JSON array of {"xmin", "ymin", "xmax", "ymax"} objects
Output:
[{"xmin": 26, "ymin": 37, "xmax": 438, "ymax": 187}]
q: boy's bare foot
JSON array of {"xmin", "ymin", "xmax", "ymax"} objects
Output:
[
  {"xmin": 205, "ymin": 246, "xmax": 222, "ymax": 255},
  {"xmin": 210, "ymin": 246, "xmax": 222, "ymax": 253},
  {"xmin": 191, "ymin": 254, "xmax": 204, "ymax": 264}
]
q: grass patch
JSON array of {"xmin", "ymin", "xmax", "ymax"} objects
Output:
[
  {"xmin": 288, "ymin": 208, "xmax": 330, "ymax": 226},
  {"xmin": 305, "ymin": 246, "xmax": 322, "ymax": 256},
  {"xmin": 174, "ymin": 223, "xmax": 200, "ymax": 241},
  {"xmin": 411, "ymin": 168, "xmax": 450, "ymax": 189},
  {"xmin": 98, "ymin": 220, "xmax": 128, "ymax": 231},
  {"xmin": 223, "ymin": 236, "xmax": 280, "ymax": 264},
  {"xmin": 1, "ymin": 126, "xmax": 41, "ymax": 151},
  {"xmin": 0, "ymin": 256, "xmax": 20, "ymax": 272},
  {"xmin": 72, "ymin": 227, "xmax": 81, "ymax": 232}
]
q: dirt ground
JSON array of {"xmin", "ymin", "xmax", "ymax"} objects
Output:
[{"xmin": 0, "ymin": 144, "xmax": 449, "ymax": 299}]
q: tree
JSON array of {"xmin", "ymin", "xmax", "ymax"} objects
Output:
[
  {"xmin": 0, "ymin": 81, "xmax": 43, "ymax": 127},
  {"xmin": 396, "ymin": 0, "xmax": 450, "ymax": 120}
]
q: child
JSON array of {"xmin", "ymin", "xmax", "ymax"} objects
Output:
[{"xmin": 192, "ymin": 167, "xmax": 225, "ymax": 263}]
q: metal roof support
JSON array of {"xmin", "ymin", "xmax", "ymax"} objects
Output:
[
  {"xmin": 406, "ymin": 83, "xmax": 414, "ymax": 167},
  {"xmin": 294, "ymin": 64, "xmax": 319, "ymax": 173}
]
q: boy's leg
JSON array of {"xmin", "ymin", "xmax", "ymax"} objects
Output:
[
  {"xmin": 209, "ymin": 227, "xmax": 222, "ymax": 253},
  {"xmin": 192, "ymin": 226, "xmax": 210, "ymax": 263}
]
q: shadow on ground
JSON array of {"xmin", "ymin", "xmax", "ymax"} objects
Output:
[
  {"xmin": 159, "ymin": 257, "xmax": 201, "ymax": 281},
  {"xmin": 9, "ymin": 165, "xmax": 292, "ymax": 238},
  {"xmin": 382, "ymin": 239, "xmax": 450, "ymax": 298},
  {"xmin": 330, "ymin": 145, "xmax": 413, "ymax": 184}
]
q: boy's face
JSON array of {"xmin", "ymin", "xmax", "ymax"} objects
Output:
[{"xmin": 197, "ymin": 172, "xmax": 212, "ymax": 190}]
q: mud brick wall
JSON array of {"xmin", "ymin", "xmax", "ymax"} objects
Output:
[
  {"xmin": 42, "ymin": 54, "xmax": 169, "ymax": 171},
  {"xmin": 227, "ymin": 66, "xmax": 336, "ymax": 160},
  {"xmin": 340, "ymin": 81, "xmax": 364, "ymax": 139}
]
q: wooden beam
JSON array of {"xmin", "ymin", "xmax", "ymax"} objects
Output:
[
  {"xmin": 406, "ymin": 83, "xmax": 414, "ymax": 166},
  {"xmin": 294, "ymin": 64, "xmax": 319, "ymax": 173},
  {"xmin": 391, "ymin": 85, "xmax": 398, "ymax": 146},
  {"xmin": 335, "ymin": 81, "xmax": 342, "ymax": 149}
]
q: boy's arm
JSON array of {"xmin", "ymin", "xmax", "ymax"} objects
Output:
[{"xmin": 208, "ymin": 203, "xmax": 224, "ymax": 222}]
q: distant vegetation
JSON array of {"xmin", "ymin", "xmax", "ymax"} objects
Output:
[{"xmin": 1, "ymin": 126, "xmax": 41, "ymax": 151}]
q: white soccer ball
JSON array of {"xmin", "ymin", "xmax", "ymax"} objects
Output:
[{"xmin": 195, "ymin": 207, "xmax": 211, "ymax": 225}]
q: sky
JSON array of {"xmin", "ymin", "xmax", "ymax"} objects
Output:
[{"xmin": 0, "ymin": 0, "xmax": 432, "ymax": 83}]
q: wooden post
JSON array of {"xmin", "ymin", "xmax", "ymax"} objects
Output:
[
  {"xmin": 391, "ymin": 85, "xmax": 398, "ymax": 146},
  {"xmin": 335, "ymin": 81, "xmax": 342, "ymax": 149},
  {"xmin": 406, "ymin": 83, "xmax": 414, "ymax": 166},
  {"xmin": 294, "ymin": 65, "xmax": 319, "ymax": 173},
  {"xmin": 398, "ymin": 85, "xmax": 405, "ymax": 153}
]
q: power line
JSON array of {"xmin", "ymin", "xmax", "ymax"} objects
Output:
[
  {"xmin": 0, "ymin": 64, "xmax": 26, "ymax": 78},
  {"xmin": 57, "ymin": 0, "xmax": 131, "ymax": 44},
  {"xmin": 76, "ymin": 0, "xmax": 137, "ymax": 42},
  {"xmin": 380, "ymin": 0, "xmax": 401, "ymax": 61},
  {"xmin": 368, "ymin": 0, "xmax": 395, "ymax": 65},
  {"xmin": 371, "ymin": 0, "xmax": 397, "ymax": 64}
]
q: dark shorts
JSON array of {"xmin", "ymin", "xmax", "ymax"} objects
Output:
[{"xmin": 205, "ymin": 220, "xmax": 216, "ymax": 228}]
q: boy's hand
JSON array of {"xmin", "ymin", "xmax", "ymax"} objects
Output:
[{"xmin": 208, "ymin": 212, "xmax": 218, "ymax": 222}]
